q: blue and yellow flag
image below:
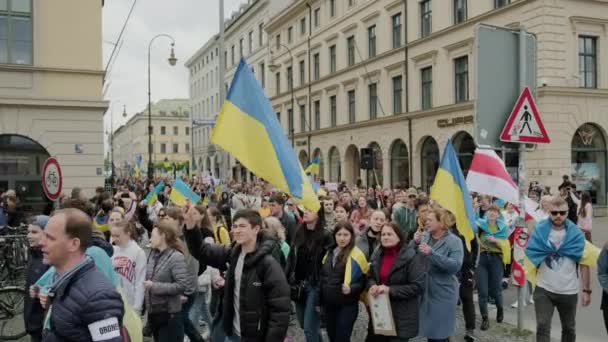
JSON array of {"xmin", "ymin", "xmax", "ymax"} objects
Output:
[
  {"xmin": 211, "ymin": 59, "xmax": 320, "ymax": 212},
  {"xmin": 322, "ymin": 246, "xmax": 369, "ymax": 285},
  {"xmin": 144, "ymin": 181, "xmax": 165, "ymax": 206},
  {"xmin": 430, "ymin": 139, "xmax": 476, "ymax": 250},
  {"xmin": 304, "ymin": 156, "xmax": 320, "ymax": 175},
  {"xmin": 169, "ymin": 178, "xmax": 201, "ymax": 206}
]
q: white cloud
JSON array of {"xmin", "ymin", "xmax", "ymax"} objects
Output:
[{"xmin": 102, "ymin": 0, "xmax": 244, "ymax": 135}]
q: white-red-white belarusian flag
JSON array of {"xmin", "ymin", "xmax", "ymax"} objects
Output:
[{"xmin": 466, "ymin": 149, "xmax": 541, "ymax": 221}]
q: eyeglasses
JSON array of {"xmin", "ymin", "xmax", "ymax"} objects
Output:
[{"xmin": 550, "ymin": 210, "xmax": 567, "ymax": 217}]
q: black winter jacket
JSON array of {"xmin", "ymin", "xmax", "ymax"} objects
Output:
[
  {"xmin": 42, "ymin": 258, "xmax": 124, "ymax": 342},
  {"xmin": 289, "ymin": 227, "xmax": 333, "ymax": 286},
  {"xmin": 24, "ymin": 248, "xmax": 48, "ymax": 335},
  {"xmin": 185, "ymin": 229, "xmax": 290, "ymax": 342},
  {"xmin": 367, "ymin": 243, "xmax": 427, "ymax": 340},
  {"xmin": 318, "ymin": 247, "xmax": 366, "ymax": 306},
  {"xmin": 451, "ymin": 227, "xmax": 478, "ymax": 286}
]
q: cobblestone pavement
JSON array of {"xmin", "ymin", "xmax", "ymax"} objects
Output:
[{"xmin": 288, "ymin": 303, "xmax": 534, "ymax": 342}]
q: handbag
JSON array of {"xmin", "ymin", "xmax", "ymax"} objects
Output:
[{"xmin": 290, "ymin": 281, "xmax": 306, "ymax": 303}]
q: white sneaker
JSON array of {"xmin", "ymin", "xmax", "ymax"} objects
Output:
[
  {"xmin": 511, "ymin": 300, "xmax": 527, "ymax": 308},
  {"xmin": 528, "ymin": 298, "xmax": 534, "ymax": 305}
]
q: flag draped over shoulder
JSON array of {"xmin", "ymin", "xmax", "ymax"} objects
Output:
[
  {"xmin": 304, "ymin": 156, "xmax": 320, "ymax": 175},
  {"xmin": 169, "ymin": 178, "xmax": 201, "ymax": 206},
  {"xmin": 211, "ymin": 59, "xmax": 320, "ymax": 212},
  {"xmin": 322, "ymin": 246, "xmax": 369, "ymax": 286},
  {"xmin": 144, "ymin": 181, "xmax": 165, "ymax": 206},
  {"xmin": 430, "ymin": 139, "xmax": 476, "ymax": 250},
  {"xmin": 524, "ymin": 219, "xmax": 600, "ymax": 286}
]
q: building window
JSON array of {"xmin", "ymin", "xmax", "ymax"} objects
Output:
[
  {"xmin": 368, "ymin": 25, "xmax": 376, "ymax": 58},
  {"xmin": 275, "ymin": 34, "xmax": 281, "ymax": 50},
  {"xmin": 173, "ymin": 144, "xmax": 178, "ymax": 153},
  {"xmin": 275, "ymin": 72, "xmax": 281, "ymax": 95},
  {"xmin": 330, "ymin": 95, "xmax": 337, "ymax": 127},
  {"xmin": 300, "ymin": 17, "xmax": 306, "ymax": 35},
  {"xmin": 494, "ymin": 0, "xmax": 510, "ymax": 8},
  {"xmin": 288, "ymin": 108, "xmax": 294, "ymax": 133},
  {"xmin": 348, "ymin": 0, "xmax": 355, "ymax": 7},
  {"xmin": 299, "ymin": 60, "xmax": 305, "ymax": 85},
  {"xmin": 0, "ymin": 0, "xmax": 32, "ymax": 65},
  {"xmin": 224, "ymin": 51, "xmax": 227, "ymax": 67},
  {"xmin": 313, "ymin": 53, "xmax": 320, "ymax": 81},
  {"xmin": 347, "ymin": 36, "xmax": 355, "ymax": 66},
  {"xmin": 287, "ymin": 26, "xmax": 293, "ymax": 43},
  {"xmin": 239, "ymin": 38, "xmax": 243, "ymax": 57},
  {"xmin": 186, "ymin": 143, "xmax": 190, "ymax": 153},
  {"xmin": 392, "ymin": 13, "xmax": 402, "ymax": 48},
  {"xmin": 329, "ymin": 0, "xmax": 336, "ymax": 17},
  {"xmin": 393, "ymin": 75, "xmax": 403, "ymax": 114},
  {"xmin": 420, "ymin": 0, "xmax": 432, "ymax": 38},
  {"xmin": 259, "ymin": 23, "xmax": 264, "ymax": 46},
  {"xmin": 300, "ymin": 104, "xmax": 306, "ymax": 132},
  {"xmin": 161, "ymin": 126, "xmax": 166, "ymax": 135},
  {"xmin": 173, "ymin": 126, "xmax": 178, "ymax": 135},
  {"xmin": 328, "ymin": 45, "xmax": 337, "ymax": 73},
  {"xmin": 348, "ymin": 90, "xmax": 356, "ymax": 123},
  {"xmin": 314, "ymin": 100, "xmax": 320, "ymax": 130},
  {"xmin": 579, "ymin": 36, "xmax": 597, "ymax": 88},
  {"xmin": 231, "ymin": 45, "xmax": 235, "ymax": 65},
  {"xmin": 287, "ymin": 66, "xmax": 293, "ymax": 91},
  {"xmin": 161, "ymin": 143, "xmax": 166, "ymax": 153},
  {"xmin": 248, "ymin": 31, "xmax": 253, "ymax": 52},
  {"xmin": 186, "ymin": 127, "xmax": 190, "ymax": 135},
  {"xmin": 454, "ymin": 0, "xmax": 467, "ymax": 24},
  {"xmin": 454, "ymin": 56, "xmax": 469, "ymax": 103},
  {"xmin": 276, "ymin": 112, "xmax": 281, "ymax": 123},
  {"xmin": 369, "ymin": 83, "xmax": 378, "ymax": 119},
  {"xmin": 260, "ymin": 62, "xmax": 265, "ymax": 88},
  {"xmin": 421, "ymin": 67, "xmax": 433, "ymax": 110},
  {"xmin": 314, "ymin": 8, "xmax": 320, "ymax": 28}
]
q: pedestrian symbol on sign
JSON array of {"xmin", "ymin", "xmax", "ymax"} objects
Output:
[{"xmin": 519, "ymin": 106, "xmax": 532, "ymax": 135}]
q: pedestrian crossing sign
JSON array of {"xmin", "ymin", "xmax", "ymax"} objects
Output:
[{"xmin": 500, "ymin": 87, "xmax": 550, "ymax": 144}]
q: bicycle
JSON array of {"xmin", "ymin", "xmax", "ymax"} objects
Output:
[
  {"xmin": 0, "ymin": 286, "xmax": 26, "ymax": 340},
  {"xmin": 0, "ymin": 225, "xmax": 29, "ymax": 287}
]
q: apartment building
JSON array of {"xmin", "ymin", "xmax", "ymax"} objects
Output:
[
  {"xmin": 112, "ymin": 99, "xmax": 191, "ymax": 177},
  {"xmin": 0, "ymin": 0, "xmax": 107, "ymax": 206},
  {"xmin": 266, "ymin": 0, "xmax": 608, "ymax": 209}
]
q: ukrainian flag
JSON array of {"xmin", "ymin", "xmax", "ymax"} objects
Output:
[
  {"xmin": 211, "ymin": 59, "xmax": 320, "ymax": 212},
  {"xmin": 144, "ymin": 181, "xmax": 165, "ymax": 206},
  {"xmin": 322, "ymin": 246, "xmax": 369, "ymax": 285},
  {"xmin": 304, "ymin": 156, "xmax": 320, "ymax": 176},
  {"xmin": 169, "ymin": 178, "xmax": 201, "ymax": 206},
  {"xmin": 430, "ymin": 139, "xmax": 476, "ymax": 250}
]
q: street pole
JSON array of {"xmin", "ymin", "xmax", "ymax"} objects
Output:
[
  {"xmin": 517, "ymin": 25, "xmax": 527, "ymax": 331},
  {"xmin": 110, "ymin": 105, "xmax": 114, "ymax": 187},
  {"xmin": 290, "ymin": 58, "xmax": 295, "ymax": 149},
  {"xmin": 218, "ymin": 0, "xmax": 226, "ymax": 179},
  {"xmin": 147, "ymin": 33, "xmax": 177, "ymax": 182}
]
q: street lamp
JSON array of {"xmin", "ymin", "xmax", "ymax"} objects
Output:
[
  {"xmin": 148, "ymin": 34, "xmax": 177, "ymax": 181},
  {"xmin": 269, "ymin": 43, "xmax": 295, "ymax": 148}
]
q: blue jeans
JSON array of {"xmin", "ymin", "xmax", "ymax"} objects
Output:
[
  {"xmin": 477, "ymin": 252, "xmax": 504, "ymax": 317},
  {"xmin": 182, "ymin": 294, "xmax": 204, "ymax": 342},
  {"xmin": 324, "ymin": 302, "xmax": 358, "ymax": 342},
  {"xmin": 149, "ymin": 312, "xmax": 184, "ymax": 342},
  {"xmin": 296, "ymin": 284, "xmax": 322, "ymax": 342},
  {"xmin": 224, "ymin": 335, "xmax": 241, "ymax": 342},
  {"xmin": 190, "ymin": 291, "xmax": 213, "ymax": 329}
]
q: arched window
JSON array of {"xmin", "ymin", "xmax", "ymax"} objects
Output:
[
  {"xmin": 328, "ymin": 147, "xmax": 341, "ymax": 182},
  {"xmin": 313, "ymin": 148, "xmax": 324, "ymax": 181},
  {"xmin": 572, "ymin": 123, "xmax": 607, "ymax": 205},
  {"xmin": 420, "ymin": 136, "xmax": 439, "ymax": 192},
  {"xmin": 366, "ymin": 142, "xmax": 383, "ymax": 187},
  {"xmin": 390, "ymin": 139, "xmax": 409, "ymax": 188},
  {"xmin": 452, "ymin": 131, "xmax": 475, "ymax": 176}
]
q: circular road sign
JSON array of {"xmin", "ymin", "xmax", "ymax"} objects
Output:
[{"xmin": 42, "ymin": 157, "xmax": 63, "ymax": 201}]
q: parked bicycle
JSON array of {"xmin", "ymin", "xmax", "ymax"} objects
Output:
[
  {"xmin": 0, "ymin": 225, "xmax": 29, "ymax": 287},
  {"xmin": 0, "ymin": 286, "xmax": 26, "ymax": 340}
]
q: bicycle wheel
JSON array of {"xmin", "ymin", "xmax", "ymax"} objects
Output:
[{"xmin": 0, "ymin": 286, "xmax": 26, "ymax": 340}]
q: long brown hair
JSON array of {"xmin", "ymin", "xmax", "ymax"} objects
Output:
[
  {"xmin": 194, "ymin": 205, "xmax": 213, "ymax": 233},
  {"xmin": 208, "ymin": 207, "xmax": 226, "ymax": 227},
  {"xmin": 154, "ymin": 219, "xmax": 185, "ymax": 254},
  {"xmin": 578, "ymin": 191, "xmax": 591, "ymax": 218},
  {"xmin": 333, "ymin": 221, "xmax": 356, "ymax": 266}
]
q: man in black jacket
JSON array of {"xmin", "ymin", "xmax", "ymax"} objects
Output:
[
  {"xmin": 24, "ymin": 215, "xmax": 50, "ymax": 342},
  {"xmin": 269, "ymin": 193, "xmax": 297, "ymax": 244},
  {"xmin": 185, "ymin": 209, "xmax": 290, "ymax": 342},
  {"xmin": 36, "ymin": 209, "xmax": 124, "ymax": 342}
]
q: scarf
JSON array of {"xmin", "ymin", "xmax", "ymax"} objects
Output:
[{"xmin": 477, "ymin": 217, "xmax": 511, "ymax": 264}]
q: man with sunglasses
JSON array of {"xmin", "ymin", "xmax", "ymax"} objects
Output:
[{"xmin": 526, "ymin": 197, "xmax": 592, "ymax": 342}]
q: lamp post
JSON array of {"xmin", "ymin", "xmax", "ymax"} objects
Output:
[
  {"xmin": 269, "ymin": 43, "xmax": 295, "ymax": 148},
  {"xmin": 147, "ymin": 34, "xmax": 177, "ymax": 181}
]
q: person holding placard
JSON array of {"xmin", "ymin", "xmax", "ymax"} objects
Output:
[{"xmin": 366, "ymin": 222, "xmax": 427, "ymax": 342}]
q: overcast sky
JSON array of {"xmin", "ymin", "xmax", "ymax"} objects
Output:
[{"xmin": 102, "ymin": 0, "xmax": 244, "ymax": 135}]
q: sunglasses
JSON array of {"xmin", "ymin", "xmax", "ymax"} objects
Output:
[{"xmin": 550, "ymin": 210, "xmax": 567, "ymax": 217}]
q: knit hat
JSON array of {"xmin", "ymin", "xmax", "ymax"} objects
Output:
[{"xmin": 31, "ymin": 215, "xmax": 49, "ymax": 230}]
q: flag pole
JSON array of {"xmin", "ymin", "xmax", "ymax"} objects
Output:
[{"xmin": 516, "ymin": 25, "xmax": 527, "ymax": 331}]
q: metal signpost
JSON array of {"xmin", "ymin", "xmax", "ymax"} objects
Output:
[{"xmin": 42, "ymin": 157, "xmax": 63, "ymax": 207}]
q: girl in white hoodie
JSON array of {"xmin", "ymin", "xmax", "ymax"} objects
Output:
[{"xmin": 111, "ymin": 220, "xmax": 147, "ymax": 315}]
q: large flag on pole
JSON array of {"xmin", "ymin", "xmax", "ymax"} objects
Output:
[
  {"xmin": 169, "ymin": 178, "xmax": 201, "ymax": 206},
  {"xmin": 211, "ymin": 59, "xmax": 320, "ymax": 212},
  {"xmin": 430, "ymin": 139, "xmax": 476, "ymax": 250},
  {"xmin": 304, "ymin": 156, "xmax": 320, "ymax": 175}
]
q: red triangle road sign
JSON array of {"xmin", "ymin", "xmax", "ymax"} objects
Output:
[{"xmin": 500, "ymin": 87, "xmax": 550, "ymax": 144}]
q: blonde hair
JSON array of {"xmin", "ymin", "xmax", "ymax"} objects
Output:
[
  {"xmin": 430, "ymin": 208, "xmax": 449, "ymax": 231},
  {"xmin": 540, "ymin": 195, "xmax": 555, "ymax": 213},
  {"xmin": 440, "ymin": 210, "xmax": 456, "ymax": 229},
  {"xmin": 263, "ymin": 216, "xmax": 286, "ymax": 242}
]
